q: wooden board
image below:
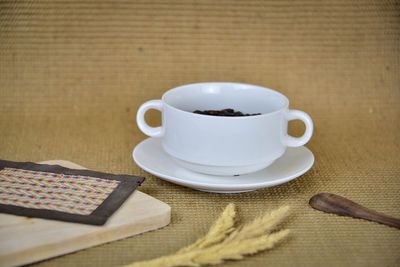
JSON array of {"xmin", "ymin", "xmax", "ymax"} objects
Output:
[{"xmin": 0, "ymin": 160, "xmax": 171, "ymax": 267}]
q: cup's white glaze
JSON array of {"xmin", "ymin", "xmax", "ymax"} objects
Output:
[{"xmin": 137, "ymin": 82, "xmax": 313, "ymax": 175}]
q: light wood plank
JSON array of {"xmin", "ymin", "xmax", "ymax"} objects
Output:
[{"xmin": 0, "ymin": 160, "xmax": 170, "ymax": 267}]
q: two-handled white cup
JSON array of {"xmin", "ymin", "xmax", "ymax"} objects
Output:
[{"xmin": 137, "ymin": 82, "xmax": 313, "ymax": 176}]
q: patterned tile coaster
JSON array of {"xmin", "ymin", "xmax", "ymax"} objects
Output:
[{"xmin": 0, "ymin": 159, "xmax": 144, "ymax": 225}]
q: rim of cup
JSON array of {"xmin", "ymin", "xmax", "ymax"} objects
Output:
[{"xmin": 161, "ymin": 82, "xmax": 290, "ymax": 119}]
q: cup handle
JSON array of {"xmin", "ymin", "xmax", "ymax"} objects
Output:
[
  {"xmin": 283, "ymin": 109, "xmax": 313, "ymax": 147},
  {"xmin": 136, "ymin": 100, "xmax": 164, "ymax": 137}
]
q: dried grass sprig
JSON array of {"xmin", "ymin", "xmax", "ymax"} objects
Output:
[
  {"xmin": 223, "ymin": 205, "xmax": 290, "ymax": 243},
  {"xmin": 122, "ymin": 204, "xmax": 291, "ymax": 267},
  {"xmin": 178, "ymin": 203, "xmax": 236, "ymax": 253}
]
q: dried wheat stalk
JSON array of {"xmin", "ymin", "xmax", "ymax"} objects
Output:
[
  {"xmin": 223, "ymin": 205, "xmax": 290, "ymax": 243},
  {"xmin": 178, "ymin": 203, "xmax": 236, "ymax": 253},
  {"xmin": 122, "ymin": 204, "xmax": 290, "ymax": 267}
]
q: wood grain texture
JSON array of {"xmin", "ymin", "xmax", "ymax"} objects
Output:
[
  {"xmin": 309, "ymin": 193, "xmax": 400, "ymax": 229},
  {"xmin": 0, "ymin": 160, "xmax": 171, "ymax": 267}
]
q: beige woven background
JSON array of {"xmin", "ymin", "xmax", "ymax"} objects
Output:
[{"xmin": 1, "ymin": 0, "xmax": 399, "ymax": 266}]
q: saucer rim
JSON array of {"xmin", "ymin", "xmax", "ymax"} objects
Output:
[{"xmin": 132, "ymin": 138, "xmax": 314, "ymax": 191}]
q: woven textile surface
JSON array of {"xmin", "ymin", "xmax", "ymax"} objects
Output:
[
  {"xmin": 0, "ymin": 0, "xmax": 399, "ymax": 266},
  {"xmin": 0, "ymin": 167, "xmax": 119, "ymax": 215},
  {"xmin": 0, "ymin": 160, "xmax": 144, "ymax": 225}
]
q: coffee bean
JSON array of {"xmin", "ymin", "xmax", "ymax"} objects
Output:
[
  {"xmin": 222, "ymin": 108, "xmax": 234, "ymax": 113},
  {"xmin": 193, "ymin": 109, "xmax": 261, "ymax": 117}
]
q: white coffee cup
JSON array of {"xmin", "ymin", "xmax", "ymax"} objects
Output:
[{"xmin": 136, "ymin": 82, "xmax": 313, "ymax": 176}]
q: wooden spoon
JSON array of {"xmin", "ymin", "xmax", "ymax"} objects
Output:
[{"xmin": 309, "ymin": 193, "xmax": 400, "ymax": 229}]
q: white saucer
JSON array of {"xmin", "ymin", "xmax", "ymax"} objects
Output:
[{"xmin": 132, "ymin": 138, "xmax": 314, "ymax": 193}]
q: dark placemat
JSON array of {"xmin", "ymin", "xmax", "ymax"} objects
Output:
[{"xmin": 0, "ymin": 160, "xmax": 144, "ymax": 225}]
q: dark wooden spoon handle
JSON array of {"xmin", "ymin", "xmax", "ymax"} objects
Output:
[{"xmin": 309, "ymin": 193, "xmax": 400, "ymax": 229}]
